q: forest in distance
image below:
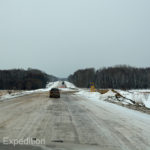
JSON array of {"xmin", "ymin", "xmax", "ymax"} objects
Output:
[
  {"xmin": 68, "ymin": 65, "xmax": 150, "ymax": 89},
  {"xmin": 0, "ymin": 65, "xmax": 150, "ymax": 90},
  {"xmin": 0, "ymin": 68, "xmax": 57, "ymax": 90}
]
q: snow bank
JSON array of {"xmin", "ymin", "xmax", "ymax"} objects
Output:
[
  {"xmin": 76, "ymin": 90, "xmax": 101, "ymax": 100},
  {"xmin": 76, "ymin": 89, "xmax": 150, "ymax": 109},
  {"xmin": 101, "ymin": 90, "xmax": 116, "ymax": 98},
  {"xmin": 117, "ymin": 90, "xmax": 150, "ymax": 108},
  {"xmin": 76, "ymin": 89, "xmax": 118, "ymax": 101},
  {"xmin": 64, "ymin": 81, "xmax": 77, "ymax": 89},
  {"xmin": 0, "ymin": 90, "xmax": 36, "ymax": 101}
]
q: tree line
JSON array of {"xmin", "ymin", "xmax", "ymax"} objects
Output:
[
  {"xmin": 0, "ymin": 68, "xmax": 58, "ymax": 90},
  {"xmin": 68, "ymin": 65, "xmax": 150, "ymax": 89}
]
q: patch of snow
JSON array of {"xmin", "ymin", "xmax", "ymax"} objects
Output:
[
  {"xmin": 59, "ymin": 88, "xmax": 76, "ymax": 92},
  {"xmin": 101, "ymin": 90, "xmax": 116, "ymax": 98},
  {"xmin": 76, "ymin": 90, "xmax": 100, "ymax": 100},
  {"xmin": 64, "ymin": 81, "xmax": 77, "ymax": 89}
]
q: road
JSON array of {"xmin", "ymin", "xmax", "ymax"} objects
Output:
[{"xmin": 0, "ymin": 92, "xmax": 150, "ymax": 150}]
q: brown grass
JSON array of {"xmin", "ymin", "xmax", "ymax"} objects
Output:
[
  {"xmin": 96, "ymin": 89, "xmax": 109, "ymax": 94},
  {"xmin": 0, "ymin": 90, "xmax": 8, "ymax": 96}
]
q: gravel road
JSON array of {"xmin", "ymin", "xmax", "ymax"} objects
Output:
[{"xmin": 0, "ymin": 92, "xmax": 150, "ymax": 150}]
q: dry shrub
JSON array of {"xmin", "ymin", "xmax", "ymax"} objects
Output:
[
  {"xmin": 111, "ymin": 89, "xmax": 124, "ymax": 98},
  {"xmin": 0, "ymin": 91, "xmax": 8, "ymax": 96},
  {"xmin": 7, "ymin": 90, "xmax": 12, "ymax": 94}
]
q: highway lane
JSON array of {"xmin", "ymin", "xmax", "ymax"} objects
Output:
[{"xmin": 0, "ymin": 92, "xmax": 150, "ymax": 150}]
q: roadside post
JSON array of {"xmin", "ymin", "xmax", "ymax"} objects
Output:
[{"xmin": 90, "ymin": 82, "xmax": 95, "ymax": 92}]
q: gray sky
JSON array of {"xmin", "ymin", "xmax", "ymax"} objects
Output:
[{"xmin": 0, "ymin": 0, "xmax": 150, "ymax": 77}]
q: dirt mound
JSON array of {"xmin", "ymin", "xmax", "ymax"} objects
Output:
[
  {"xmin": 97, "ymin": 89, "xmax": 123, "ymax": 98},
  {"xmin": 97, "ymin": 89, "xmax": 109, "ymax": 94}
]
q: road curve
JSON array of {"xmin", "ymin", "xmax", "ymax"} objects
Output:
[{"xmin": 0, "ymin": 92, "xmax": 150, "ymax": 150}]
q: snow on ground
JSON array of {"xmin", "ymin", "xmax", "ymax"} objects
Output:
[
  {"xmin": 0, "ymin": 81, "xmax": 77, "ymax": 101},
  {"xmin": 45, "ymin": 81, "xmax": 77, "ymax": 91},
  {"xmin": 76, "ymin": 89, "xmax": 150, "ymax": 109},
  {"xmin": 45, "ymin": 81, "xmax": 60, "ymax": 90},
  {"xmin": 0, "ymin": 90, "xmax": 37, "ymax": 101},
  {"xmin": 1, "ymin": 80, "xmax": 150, "ymax": 110},
  {"xmin": 76, "ymin": 90, "xmax": 101, "ymax": 100},
  {"xmin": 116, "ymin": 90, "xmax": 150, "ymax": 108},
  {"xmin": 64, "ymin": 81, "xmax": 77, "ymax": 89}
]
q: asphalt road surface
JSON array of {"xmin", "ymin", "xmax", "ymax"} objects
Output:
[{"xmin": 0, "ymin": 92, "xmax": 150, "ymax": 150}]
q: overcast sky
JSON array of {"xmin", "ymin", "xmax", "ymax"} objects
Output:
[{"xmin": 0, "ymin": 0, "xmax": 150, "ymax": 77}]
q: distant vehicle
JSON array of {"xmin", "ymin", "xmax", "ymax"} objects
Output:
[
  {"xmin": 59, "ymin": 81, "xmax": 66, "ymax": 88},
  {"xmin": 49, "ymin": 88, "xmax": 60, "ymax": 98}
]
